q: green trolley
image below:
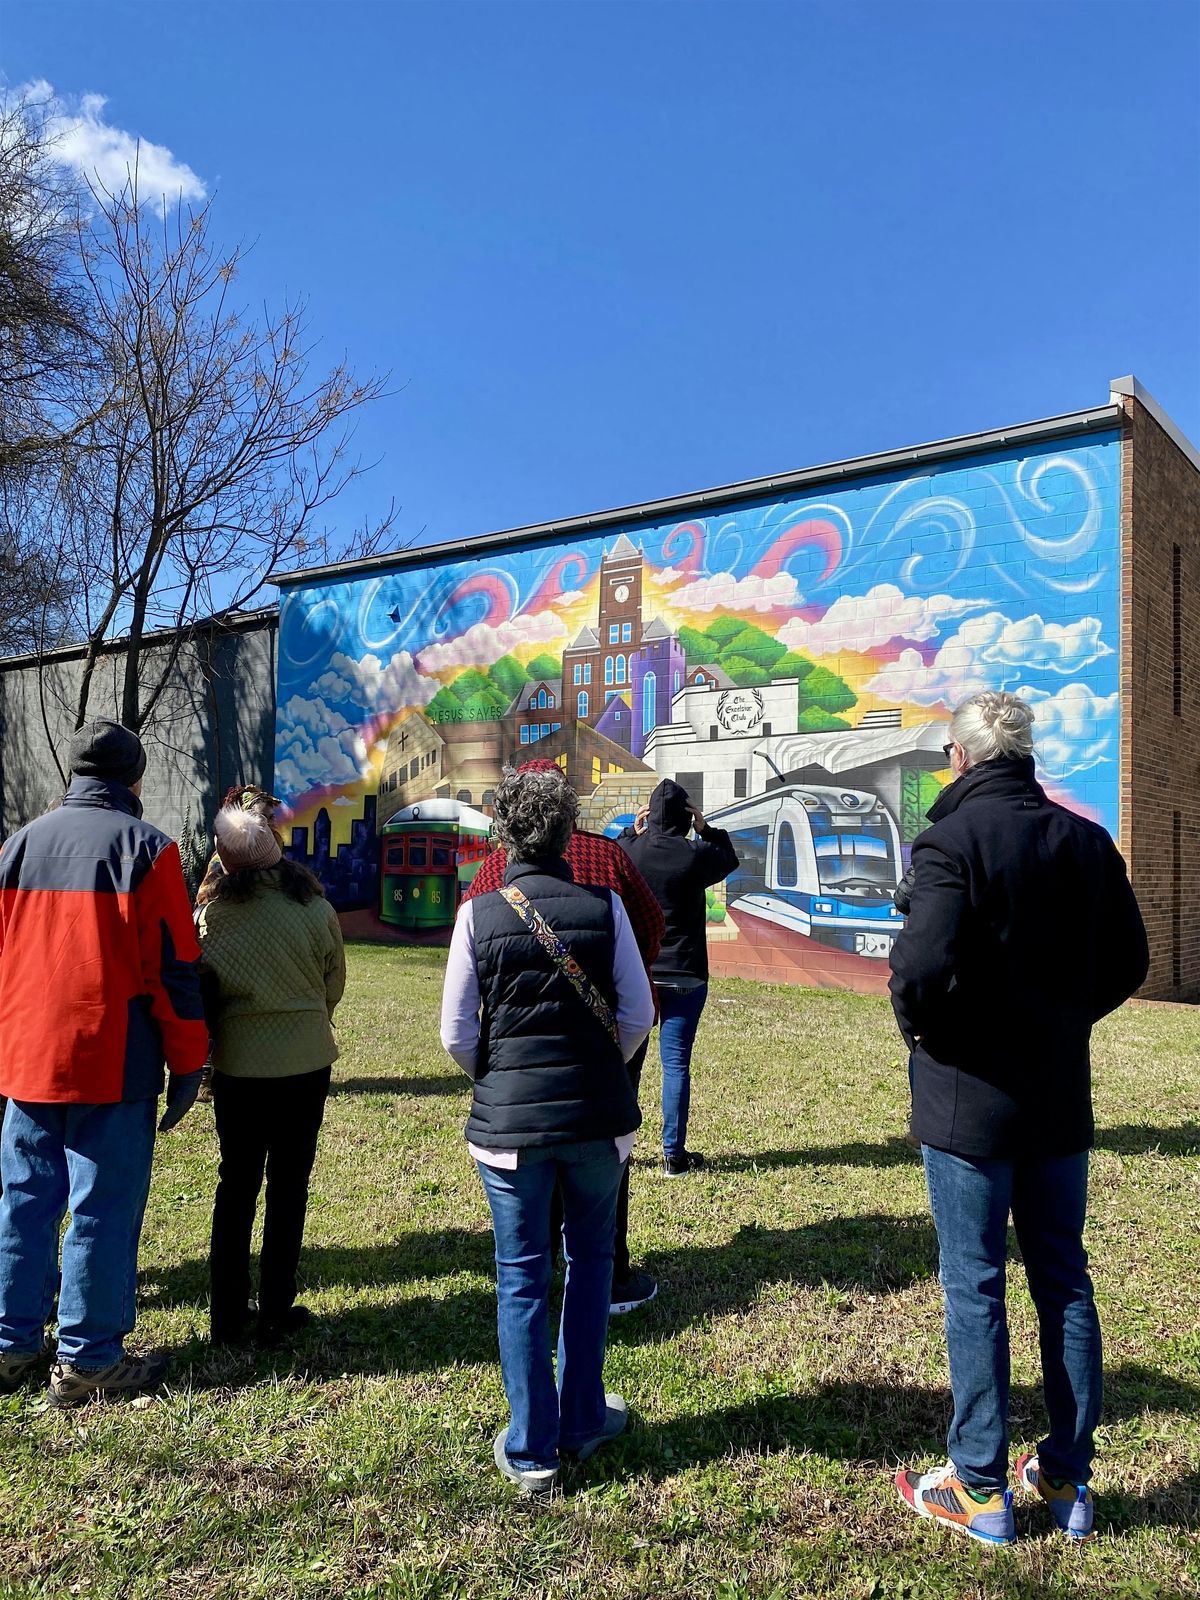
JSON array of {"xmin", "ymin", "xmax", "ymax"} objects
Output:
[{"xmin": 379, "ymin": 799, "xmax": 493, "ymax": 931}]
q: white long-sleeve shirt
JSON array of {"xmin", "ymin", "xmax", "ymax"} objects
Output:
[{"xmin": 440, "ymin": 890, "xmax": 655, "ymax": 1168}]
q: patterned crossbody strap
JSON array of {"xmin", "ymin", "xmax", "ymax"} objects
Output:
[{"xmin": 498, "ymin": 885, "xmax": 620, "ymax": 1047}]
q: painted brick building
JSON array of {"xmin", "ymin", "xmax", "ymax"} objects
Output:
[{"xmin": 270, "ymin": 377, "xmax": 1200, "ymax": 1000}]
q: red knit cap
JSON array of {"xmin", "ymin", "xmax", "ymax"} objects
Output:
[{"xmin": 517, "ymin": 758, "xmax": 562, "ymax": 775}]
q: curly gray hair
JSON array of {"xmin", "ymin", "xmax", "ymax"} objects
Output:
[{"xmin": 491, "ymin": 766, "xmax": 579, "ymax": 861}]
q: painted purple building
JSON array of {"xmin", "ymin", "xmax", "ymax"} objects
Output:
[{"xmin": 631, "ymin": 618, "xmax": 686, "ymax": 759}]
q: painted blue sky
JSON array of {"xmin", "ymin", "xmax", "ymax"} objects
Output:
[
  {"xmin": 275, "ymin": 430, "xmax": 1121, "ymax": 831},
  {"xmin": 4, "ymin": 0, "xmax": 1197, "ymax": 567}
]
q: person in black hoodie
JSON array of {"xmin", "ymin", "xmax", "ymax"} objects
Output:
[
  {"xmin": 890, "ymin": 691, "xmax": 1148, "ymax": 1547},
  {"xmin": 618, "ymin": 779, "xmax": 738, "ymax": 1176}
]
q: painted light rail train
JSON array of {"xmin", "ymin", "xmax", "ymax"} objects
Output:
[{"xmin": 711, "ymin": 782, "xmax": 905, "ymax": 958}]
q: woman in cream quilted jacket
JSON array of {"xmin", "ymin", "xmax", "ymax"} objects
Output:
[{"xmin": 196, "ymin": 804, "xmax": 345, "ymax": 1347}]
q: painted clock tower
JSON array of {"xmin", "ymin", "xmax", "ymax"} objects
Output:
[{"xmin": 563, "ymin": 532, "xmax": 644, "ymax": 725}]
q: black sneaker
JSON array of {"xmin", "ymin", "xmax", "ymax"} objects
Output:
[
  {"xmin": 663, "ymin": 1151, "xmax": 706, "ymax": 1177},
  {"xmin": 256, "ymin": 1304, "xmax": 312, "ymax": 1348},
  {"xmin": 610, "ymin": 1269, "xmax": 658, "ymax": 1316}
]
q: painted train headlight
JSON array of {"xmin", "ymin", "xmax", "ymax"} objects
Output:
[{"xmin": 815, "ymin": 900, "xmax": 834, "ymax": 914}]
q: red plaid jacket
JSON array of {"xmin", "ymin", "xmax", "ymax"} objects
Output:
[{"xmin": 464, "ymin": 830, "xmax": 664, "ymax": 974}]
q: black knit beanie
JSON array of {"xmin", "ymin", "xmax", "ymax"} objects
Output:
[{"xmin": 68, "ymin": 720, "xmax": 147, "ymax": 789}]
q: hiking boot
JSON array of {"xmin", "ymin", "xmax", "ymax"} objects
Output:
[
  {"xmin": 492, "ymin": 1428, "xmax": 559, "ymax": 1498},
  {"xmin": 895, "ymin": 1462, "xmax": 1016, "ymax": 1545},
  {"xmin": 610, "ymin": 1270, "xmax": 658, "ymax": 1316},
  {"xmin": 48, "ymin": 1350, "xmax": 169, "ymax": 1410},
  {"xmin": 663, "ymin": 1151, "xmax": 706, "ymax": 1178},
  {"xmin": 562, "ymin": 1393, "xmax": 628, "ymax": 1463},
  {"xmin": 256, "ymin": 1304, "xmax": 312, "ymax": 1348},
  {"xmin": 1016, "ymin": 1452, "xmax": 1094, "ymax": 1541},
  {"xmin": 0, "ymin": 1348, "xmax": 42, "ymax": 1394}
]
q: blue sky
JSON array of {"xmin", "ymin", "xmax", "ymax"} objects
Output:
[{"xmin": 4, "ymin": 0, "xmax": 1198, "ymax": 562}]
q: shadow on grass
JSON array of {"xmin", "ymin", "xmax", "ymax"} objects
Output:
[
  {"xmin": 328, "ymin": 1073, "xmax": 468, "ymax": 1099},
  {"xmin": 155, "ymin": 1214, "xmax": 937, "ymax": 1384},
  {"xmin": 1094, "ymin": 1123, "xmax": 1200, "ymax": 1157},
  {"xmin": 583, "ymin": 1363, "xmax": 1200, "ymax": 1531},
  {"xmin": 716, "ymin": 1138, "xmax": 921, "ymax": 1173}
]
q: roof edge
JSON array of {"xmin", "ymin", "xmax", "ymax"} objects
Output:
[
  {"xmin": 1109, "ymin": 375, "xmax": 1200, "ymax": 472},
  {"xmin": 270, "ymin": 403, "xmax": 1123, "ymax": 589},
  {"xmin": 0, "ymin": 605, "xmax": 277, "ymax": 674}
]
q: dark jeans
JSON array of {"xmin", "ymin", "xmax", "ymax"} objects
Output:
[
  {"xmin": 658, "ymin": 983, "xmax": 708, "ymax": 1158},
  {"xmin": 210, "ymin": 1067, "xmax": 331, "ymax": 1333},
  {"xmin": 549, "ymin": 1040, "xmax": 646, "ymax": 1281},
  {"xmin": 477, "ymin": 1138, "xmax": 625, "ymax": 1472},
  {"xmin": 923, "ymin": 1145, "xmax": 1102, "ymax": 1491}
]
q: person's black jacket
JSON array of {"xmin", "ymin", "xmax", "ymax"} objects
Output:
[
  {"xmin": 617, "ymin": 779, "xmax": 739, "ymax": 986},
  {"xmin": 466, "ymin": 857, "xmax": 641, "ymax": 1149},
  {"xmin": 889, "ymin": 756, "xmax": 1148, "ymax": 1159}
]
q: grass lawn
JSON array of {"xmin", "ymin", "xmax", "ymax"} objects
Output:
[{"xmin": 2, "ymin": 943, "xmax": 1199, "ymax": 1600}]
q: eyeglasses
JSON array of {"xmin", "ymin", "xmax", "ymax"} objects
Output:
[{"xmin": 941, "ymin": 743, "xmax": 955, "ymax": 761}]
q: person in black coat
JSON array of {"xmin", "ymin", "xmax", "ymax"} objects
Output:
[
  {"xmin": 618, "ymin": 779, "xmax": 739, "ymax": 1176},
  {"xmin": 890, "ymin": 691, "xmax": 1148, "ymax": 1547},
  {"xmin": 440, "ymin": 766, "xmax": 654, "ymax": 1497}
]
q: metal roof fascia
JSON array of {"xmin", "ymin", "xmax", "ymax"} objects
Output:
[
  {"xmin": 268, "ymin": 404, "xmax": 1124, "ymax": 589},
  {"xmin": 0, "ymin": 606, "xmax": 277, "ymax": 673}
]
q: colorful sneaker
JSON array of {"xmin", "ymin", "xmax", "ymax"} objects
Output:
[
  {"xmin": 896, "ymin": 1463, "xmax": 1016, "ymax": 1545},
  {"xmin": 1016, "ymin": 1452, "xmax": 1094, "ymax": 1541},
  {"xmin": 492, "ymin": 1428, "xmax": 559, "ymax": 1499},
  {"xmin": 48, "ymin": 1351, "xmax": 169, "ymax": 1410},
  {"xmin": 0, "ymin": 1348, "xmax": 42, "ymax": 1394}
]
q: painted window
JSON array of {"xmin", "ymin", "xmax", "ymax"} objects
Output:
[
  {"xmin": 573, "ymin": 664, "xmax": 582, "ymax": 686},
  {"xmin": 622, "ymin": 622, "xmax": 632, "ymax": 643},
  {"xmin": 548, "ymin": 693, "xmax": 555, "ymax": 708},
  {"xmin": 605, "ymin": 657, "xmax": 613, "ymax": 685},
  {"xmin": 578, "ymin": 691, "xmax": 589, "ymax": 718},
  {"xmin": 734, "ymin": 769, "xmax": 748, "ymax": 798},
  {"xmin": 673, "ymin": 670, "xmax": 680, "ymax": 695},
  {"xmin": 616, "ymin": 655, "xmax": 626, "ymax": 684},
  {"xmin": 643, "ymin": 671, "xmax": 657, "ymax": 735},
  {"xmin": 456, "ymin": 790, "xmax": 472, "ymax": 804},
  {"xmin": 520, "ymin": 725, "xmax": 530, "ymax": 744},
  {"xmin": 776, "ymin": 822, "xmax": 799, "ymax": 889},
  {"xmin": 541, "ymin": 723, "xmax": 551, "ymax": 737},
  {"xmin": 528, "ymin": 696, "xmax": 537, "ymax": 710},
  {"xmin": 584, "ymin": 663, "xmax": 592, "ymax": 684},
  {"xmin": 591, "ymin": 756, "xmax": 602, "ymax": 785},
  {"xmin": 537, "ymin": 688, "xmax": 547, "ymax": 709},
  {"xmin": 609, "ymin": 625, "xmax": 619, "ymax": 644}
]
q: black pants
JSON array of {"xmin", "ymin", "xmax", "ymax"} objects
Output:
[
  {"xmin": 209, "ymin": 1066, "xmax": 331, "ymax": 1333},
  {"xmin": 550, "ymin": 1040, "xmax": 646, "ymax": 1282}
]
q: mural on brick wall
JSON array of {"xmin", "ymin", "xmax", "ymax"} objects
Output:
[{"xmin": 274, "ymin": 429, "xmax": 1120, "ymax": 986}]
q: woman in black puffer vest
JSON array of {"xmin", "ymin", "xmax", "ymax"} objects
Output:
[{"xmin": 440, "ymin": 766, "xmax": 654, "ymax": 1497}]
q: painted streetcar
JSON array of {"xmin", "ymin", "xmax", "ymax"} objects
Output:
[
  {"xmin": 711, "ymin": 782, "xmax": 905, "ymax": 959},
  {"xmin": 379, "ymin": 799, "xmax": 492, "ymax": 931}
]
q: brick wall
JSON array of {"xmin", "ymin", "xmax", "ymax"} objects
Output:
[{"xmin": 1122, "ymin": 393, "xmax": 1200, "ymax": 999}]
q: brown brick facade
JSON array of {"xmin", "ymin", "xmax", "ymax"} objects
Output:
[{"xmin": 1121, "ymin": 391, "xmax": 1200, "ymax": 999}]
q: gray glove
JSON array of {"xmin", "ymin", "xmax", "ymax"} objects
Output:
[{"xmin": 158, "ymin": 1068, "xmax": 204, "ymax": 1133}]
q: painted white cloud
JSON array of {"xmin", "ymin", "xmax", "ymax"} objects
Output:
[
  {"xmin": 275, "ymin": 694, "xmax": 371, "ymax": 797},
  {"xmin": 312, "ymin": 649, "xmax": 437, "ymax": 714},
  {"xmin": 777, "ymin": 584, "xmax": 987, "ymax": 656},
  {"xmin": 417, "ymin": 611, "xmax": 567, "ymax": 675},
  {"xmin": 1022, "ymin": 682, "xmax": 1118, "ymax": 780},
  {"xmin": 17, "ymin": 79, "xmax": 206, "ymax": 205},
  {"xmin": 668, "ymin": 571, "xmax": 800, "ymax": 616},
  {"xmin": 865, "ymin": 612, "xmax": 1112, "ymax": 707}
]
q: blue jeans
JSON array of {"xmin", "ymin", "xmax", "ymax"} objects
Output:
[
  {"xmin": 658, "ymin": 983, "xmax": 708, "ymax": 1159},
  {"xmin": 923, "ymin": 1145, "xmax": 1102, "ymax": 1490},
  {"xmin": 0, "ymin": 1098, "xmax": 158, "ymax": 1368},
  {"xmin": 476, "ymin": 1139, "xmax": 625, "ymax": 1472}
]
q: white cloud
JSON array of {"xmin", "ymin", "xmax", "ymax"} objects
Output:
[
  {"xmin": 417, "ymin": 611, "xmax": 567, "ymax": 675},
  {"xmin": 865, "ymin": 612, "xmax": 1112, "ymax": 707},
  {"xmin": 1023, "ymin": 682, "xmax": 1118, "ymax": 780},
  {"xmin": 17, "ymin": 79, "xmax": 205, "ymax": 206},
  {"xmin": 312, "ymin": 649, "xmax": 437, "ymax": 714},
  {"xmin": 777, "ymin": 584, "xmax": 986, "ymax": 656},
  {"xmin": 668, "ymin": 571, "xmax": 800, "ymax": 615},
  {"xmin": 275, "ymin": 694, "xmax": 369, "ymax": 797}
]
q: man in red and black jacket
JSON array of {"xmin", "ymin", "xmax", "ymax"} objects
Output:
[
  {"xmin": 466, "ymin": 760, "xmax": 664, "ymax": 1315},
  {"xmin": 0, "ymin": 721, "xmax": 209, "ymax": 1409}
]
